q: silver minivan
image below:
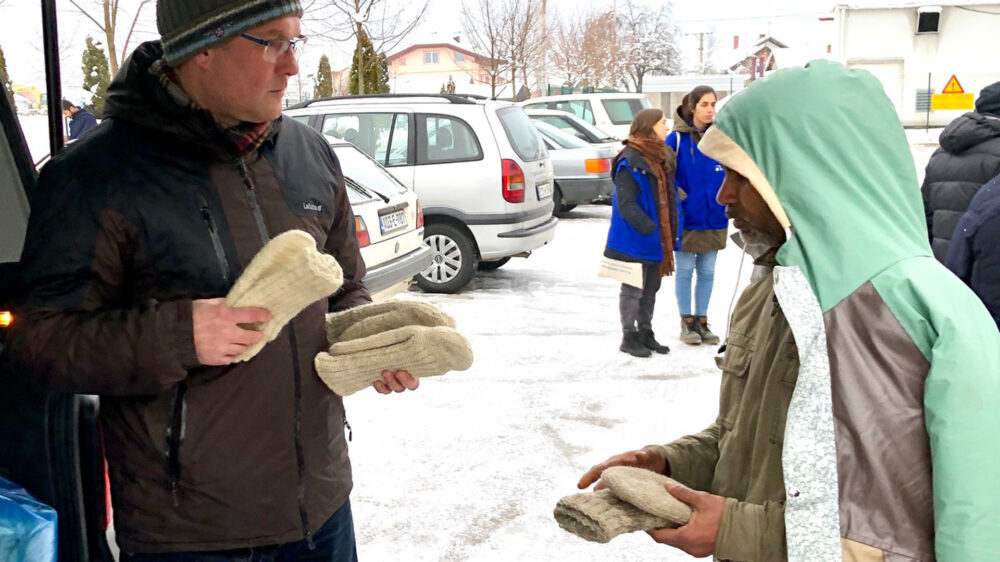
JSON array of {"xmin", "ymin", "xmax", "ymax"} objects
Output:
[{"xmin": 286, "ymin": 95, "xmax": 557, "ymax": 293}]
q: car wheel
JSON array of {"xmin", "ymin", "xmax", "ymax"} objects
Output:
[
  {"xmin": 552, "ymin": 185, "xmax": 576, "ymax": 217},
  {"xmin": 416, "ymin": 223, "xmax": 478, "ymax": 293},
  {"xmin": 477, "ymin": 256, "xmax": 511, "ymax": 271}
]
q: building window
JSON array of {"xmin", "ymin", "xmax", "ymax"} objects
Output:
[
  {"xmin": 455, "ymin": 52, "xmax": 465, "ymax": 62},
  {"xmin": 424, "ymin": 51, "xmax": 439, "ymax": 64},
  {"xmin": 916, "ymin": 7, "xmax": 940, "ymax": 34}
]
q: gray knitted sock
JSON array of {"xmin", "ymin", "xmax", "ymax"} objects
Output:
[
  {"xmin": 326, "ymin": 301, "xmax": 456, "ymax": 343},
  {"xmin": 601, "ymin": 467, "xmax": 692, "ymax": 523},
  {"xmin": 225, "ymin": 230, "xmax": 343, "ymax": 362},
  {"xmin": 314, "ymin": 324, "xmax": 473, "ymax": 397},
  {"xmin": 554, "ymin": 489, "xmax": 674, "ymax": 544}
]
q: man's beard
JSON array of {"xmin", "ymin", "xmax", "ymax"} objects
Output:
[{"xmin": 738, "ymin": 224, "xmax": 786, "ymax": 253}]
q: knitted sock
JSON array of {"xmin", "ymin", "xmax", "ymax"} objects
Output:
[
  {"xmin": 554, "ymin": 489, "xmax": 673, "ymax": 544},
  {"xmin": 314, "ymin": 324, "xmax": 473, "ymax": 396},
  {"xmin": 325, "ymin": 301, "xmax": 456, "ymax": 343},
  {"xmin": 600, "ymin": 467, "xmax": 692, "ymax": 523},
  {"xmin": 226, "ymin": 230, "xmax": 343, "ymax": 362}
]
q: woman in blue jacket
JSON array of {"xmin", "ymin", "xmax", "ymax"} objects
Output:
[
  {"xmin": 605, "ymin": 108, "xmax": 679, "ymax": 357},
  {"xmin": 667, "ymin": 86, "xmax": 727, "ymax": 346}
]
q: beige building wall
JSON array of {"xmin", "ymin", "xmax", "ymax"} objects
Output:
[{"xmin": 387, "ymin": 45, "xmax": 502, "ymax": 95}]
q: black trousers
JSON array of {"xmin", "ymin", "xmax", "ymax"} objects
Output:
[{"xmin": 619, "ymin": 263, "xmax": 662, "ymax": 332}]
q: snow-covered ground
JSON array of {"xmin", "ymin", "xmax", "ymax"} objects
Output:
[{"xmin": 13, "ymin": 112, "xmax": 939, "ymax": 561}]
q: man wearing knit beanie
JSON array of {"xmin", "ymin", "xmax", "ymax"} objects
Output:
[{"xmin": 8, "ymin": 0, "xmax": 419, "ymax": 559}]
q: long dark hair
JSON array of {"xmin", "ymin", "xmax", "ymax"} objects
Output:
[
  {"xmin": 679, "ymin": 85, "xmax": 717, "ymax": 122},
  {"xmin": 628, "ymin": 108, "xmax": 665, "ymax": 139}
]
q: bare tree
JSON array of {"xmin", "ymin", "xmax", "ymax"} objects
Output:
[
  {"xmin": 460, "ymin": 0, "xmax": 510, "ymax": 98},
  {"xmin": 549, "ymin": 13, "xmax": 585, "ymax": 87},
  {"xmin": 306, "ymin": 0, "xmax": 427, "ymax": 94},
  {"xmin": 616, "ymin": 0, "xmax": 681, "ymax": 92},
  {"xmin": 501, "ymin": 0, "xmax": 542, "ymax": 99},
  {"xmin": 68, "ymin": 0, "xmax": 153, "ymax": 75}
]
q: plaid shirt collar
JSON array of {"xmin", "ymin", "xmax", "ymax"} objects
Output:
[{"xmin": 150, "ymin": 59, "xmax": 275, "ymax": 156}]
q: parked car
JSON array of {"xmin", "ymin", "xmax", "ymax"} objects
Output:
[
  {"xmin": 524, "ymin": 108, "xmax": 620, "ymax": 152},
  {"xmin": 285, "ymin": 94, "xmax": 557, "ymax": 291},
  {"xmin": 518, "ymin": 93, "xmax": 652, "ymax": 139},
  {"xmin": 531, "ymin": 120, "xmax": 615, "ymax": 216},
  {"xmin": 328, "ymin": 140, "xmax": 432, "ymax": 300}
]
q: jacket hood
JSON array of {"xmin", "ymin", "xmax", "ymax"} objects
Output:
[
  {"xmin": 699, "ymin": 60, "xmax": 931, "ymax": 312},
  {"xmin": 104, "ymin": 40, "xmax": 278, "ymax": 153},
  {"xmin": 672, "ymin": 105, "xmax": 700, "ymax": 136},
  {"xmin": 938, "ymin": 112, "xmax": 1000, "ymax": 154}
]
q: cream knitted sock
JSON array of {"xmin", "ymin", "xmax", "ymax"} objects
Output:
[
  {"xmin": 554, "ymin": 489, "xmax": 673, "ymax": 544},
  {"xmin": 600, "ymin": 467, "xmax": 692, "ymax": 524},
  {"xmin": 226, "ymin": 230, "xmax": 344, "ymax": 362},
  {"xmin": 325, "ymin": 301, "xmax": 456, "ymax": 343},
  {"xmin": 314, "ymin": 324, "xmax": 473, "ymax": 396}
]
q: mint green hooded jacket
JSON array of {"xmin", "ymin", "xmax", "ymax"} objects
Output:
[{"xmin": 660, "ymin": 60, "xmax": 1000, "ymax": 561}]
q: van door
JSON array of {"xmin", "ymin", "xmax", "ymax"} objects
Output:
[
  {"xmin": 410, "ymin": 111, "xmax": 494, "ymax": 217},
  {"xmin": 0, "ymin": 84, "xmax": 115, "ymax": 562}
]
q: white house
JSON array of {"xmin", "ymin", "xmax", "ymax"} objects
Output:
[{"xmin": 834, "ymin": 1, "xmax": 1000, "ymax": 126}]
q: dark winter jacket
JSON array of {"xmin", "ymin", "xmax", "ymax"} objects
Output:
[
  {"xmin": 921, "ymin": 111, "xmax": 1000, "ymax": 261},
  {"xmin": 667, "ymin": 107, "xmax": 727, "ymax": 252},
  {"xmin": 67, "ymin": 107, "xmax": 98, "ymax": 140},
  {"xmin": 604, "ymin": 146, "xmax": 679, "ymax": 263},
  {"xmin": 7, "ymin": 41, "xmax": 369, "ymax": 554},
  {"xmin": 945, "ymin": 174, "xmax": 1000, "ymax": 330}
]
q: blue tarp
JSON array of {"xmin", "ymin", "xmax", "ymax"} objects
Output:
[{"xmin": 0, "ymin": 477, "xmax": 57, "ymax": 562}]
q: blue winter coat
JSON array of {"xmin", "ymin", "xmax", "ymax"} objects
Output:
[
  {"xmin": 605, "ymin": 146, "xmax": 680, "ymax": 262},
  {"xmin": 667, "ymin": 129, "xmax": 727, "ymax": 230},
  {"xmin": 945, "ymin": 173, "xmax": 1000, "ymax": 329},
  {"xmin": 68, "ymin": 108, "xmax": 98, "ymax": 140}
]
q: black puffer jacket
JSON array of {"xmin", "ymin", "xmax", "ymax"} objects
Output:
[
  {"xmin": 921, "ymin": 111, "xmax": 1000, "ymax": 261},
  {"xmin": 8, "ymin": 41, "xmax": 369, "ymax": 553},
  {"xmin": 945, "ymin": 174, "xmax": 1000, "ymax": 330}
]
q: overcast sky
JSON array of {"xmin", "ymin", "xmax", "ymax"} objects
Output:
[{"xmin": 1, "ymin": 0, "xmax": 837, "ymax": 101}]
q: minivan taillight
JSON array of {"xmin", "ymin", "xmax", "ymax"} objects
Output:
[
  {"xmin": 355, "ymin": 216, "xmax": 370, "ymax": 247},
  {"xmin": 416, "ymin": 200, "xmax": 424, "ymax": 228},
  {"xmin": 501, "ymin": 159, "xmax": 526, "ymax": 203}
]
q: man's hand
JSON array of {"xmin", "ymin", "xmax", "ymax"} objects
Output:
[
  {"xmin": 646, "ymin": 482, "xmax": 725, "ymax": 558},
  {"xmin": 577, "ymin": 447, "xmax": 667, "ymax": 490},
  {"xmin": 192, "ymin": 298, "xmax": 271, "ymax": 365},
  {"xmin": 373, "ymin": 370, "xmax": 419, "ymax": 394}
]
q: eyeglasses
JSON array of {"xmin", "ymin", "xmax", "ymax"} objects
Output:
[{"xmin": 240, "ymin": 32, "xmax": 308, "ymax": 62}]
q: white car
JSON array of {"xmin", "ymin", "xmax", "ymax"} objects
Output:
[
  {"xmin": 518, "ymin": 93, "xmax": 652, "ymax": 140},
  {"xmin": 286, "ymin": 94, "xmax": 557, "ymax": 293},
  {"xmin": 329, "ymin": 140, "xmax": 432, "ymax": 301}
]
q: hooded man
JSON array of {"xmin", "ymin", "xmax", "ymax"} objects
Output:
[
  {"xmin": 921, "ymin": 80, "xmax": 1000, "ymax": 261},
  {"xmin": 10, "ymin": 0, "xmax": 419, "ymax": 559},
  {"xmin": 61, "ymin": 99, "xmax": 98, "ymax": 140},
  {"xmin": 579, "ymin": 60, "xmax": 1000, "ymax": 561}
]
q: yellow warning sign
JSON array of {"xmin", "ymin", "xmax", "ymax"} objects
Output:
[
  {"xmin": 932, "ymin": 93, "xmax": 975, "ymax": 111},
  {"xmin": 942, "ymin": 75, "xmax": 965, "ymax": 94}
]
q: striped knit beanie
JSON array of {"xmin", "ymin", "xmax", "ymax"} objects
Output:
[{"xmin": 157, "ymin": 0, "xmax": 303, "ymax": 65}]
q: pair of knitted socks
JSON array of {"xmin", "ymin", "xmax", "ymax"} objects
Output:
[
  {"xmin": 315, "ymin": 301, "xmax": 474, "ymax": 396},
  {"xmin": 554, "ymin": 467, "xmax": 692, "ymax": 543}
]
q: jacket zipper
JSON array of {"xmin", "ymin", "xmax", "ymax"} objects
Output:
[
  {"xmin": 197, "ymin": 194, "xmax": 230, "ymax": 283},
  {"xmin": 166, "ymin": 382, "xmax": 187, "ymax": 507},
  {"xmin": 235, "ymin": 155, "xmax": 314, "ymax": 548}
]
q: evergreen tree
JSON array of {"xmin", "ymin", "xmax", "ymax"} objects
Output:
[
  {"xmin": 0, "ymin": 43, "xmax": 12, "ymax": 93},
  {"xmin": 314, "ymin": 54, "xmax": 333, "ymax": 98},
  {"xmin": 81, "ymin": 36, "xmax": 111, "ymax": 116},
  {"xmin": 349, "ymin": 28, "xmax": 389, "ymax": 95}
]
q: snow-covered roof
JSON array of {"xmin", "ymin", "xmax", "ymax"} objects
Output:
[
  {"xmin": 836, "ymin": 1, "xmax": 1000, "ymax": 9},
  {"xmin": 642, "ymin": 74, "xmax": 747, "ymax": 94}
]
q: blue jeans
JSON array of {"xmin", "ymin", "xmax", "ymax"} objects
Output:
[
  {"xmin": 120, "ymin": 499, "xmax": 358, "ymax": 562},
  {"xmin": 675, "ymin": 251, "xmax": 718, "ymax": 317}
]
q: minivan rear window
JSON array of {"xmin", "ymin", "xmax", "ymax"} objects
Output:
[
  {"xmin": 602, "ymin": 98, "xmax": 652, "ymax": 125},
  {"xmin": 497, "ymin": 107, "xmax": 546, "ymax": 162}
]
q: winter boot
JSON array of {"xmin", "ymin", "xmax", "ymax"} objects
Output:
[
  {"xmin": 694, "ymin": 316, "xmax": 720, "ymax": 345},
  {"xmin": 680, "ymin": 315, "xmax": 702, "ymax": 345},
  {"xmin": 638, "ymin": 328, "xmax": 671, "ymax": 354},
  {"xmin": 620, "ymin": 331, "xmax": 652, "ymax": 358}
]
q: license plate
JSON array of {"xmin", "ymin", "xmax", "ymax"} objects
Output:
[
  {"xmin": 379, "ymin": 210, "xmax": 407, "ymax": 234},
  {"xmin": 536, "ymin": 182, "xmax": 552, "ymax": 200}
]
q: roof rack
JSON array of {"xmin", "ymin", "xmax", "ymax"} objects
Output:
[{"xmin": 285, "ymin": 93, "xmax": 487, "ymax": 109}]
